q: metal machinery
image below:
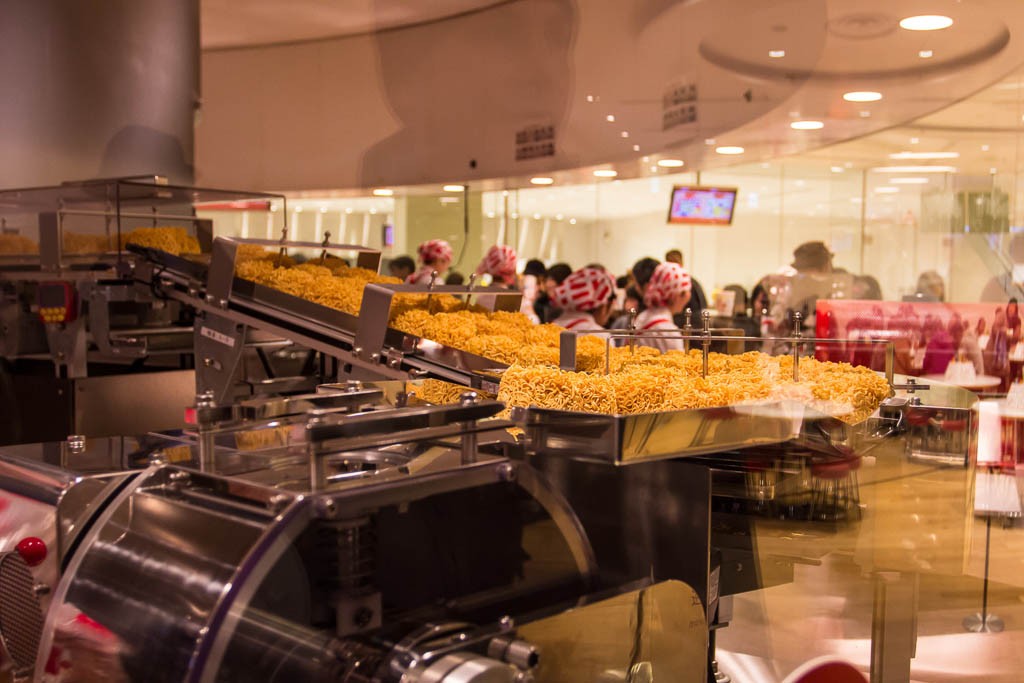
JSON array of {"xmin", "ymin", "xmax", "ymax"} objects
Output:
[
  {"xmin": 0, "ymin": 178, "xmax": 982, "ymax": 681},
  {"xmin": 0, "ymin": 177, "xmax": 313, "ymax": 445}
]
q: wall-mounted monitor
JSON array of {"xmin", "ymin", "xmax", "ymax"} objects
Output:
[{"xmin": 667, "ymin": 186, "xmax": 737, "ymax": 225}]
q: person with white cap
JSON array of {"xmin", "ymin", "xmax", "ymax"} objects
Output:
[
  {"xmin": 633, "ymin": 262, "xmax": 692, "ymax": 352},
  {"xmin": 407, "ymin": 239, "xmax": 453, "ymax": 285},
  {"xmin": 550, "ymin": 267, "xmax": 617, "ymax": 330},
  {"xmin": 473, "ymin": 244, "xmax": 518, "ymax": 310},
  {"xmin": 476, "ymin": 244, "xmax": 517, "ymax": 287}
]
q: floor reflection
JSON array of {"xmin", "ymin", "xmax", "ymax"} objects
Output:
[{"xmin": 714, "ymin": 439, "xmax": 1024, "ymax": 682}]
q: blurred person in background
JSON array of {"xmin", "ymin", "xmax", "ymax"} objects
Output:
[
  {"xmin": 519, "ymin": 259, "xmax": 546, "ymax": 323},
  {"xmin": 472, "ymin": 244, "xmax": 517, "ymax": 310},
  {"xmin": 666, "ymin": 249, "xmax": 707, "ymax": 321},
  {"xmin": 911, "ymin": 270, "xmax": 945, "ymax": 302},
  {"xmin": 550, "ymin": 267, "xmax": 617, "ymax": 330},
  {"xmin": 631, "ymin": 257, "xmax": 660, "ymax": 294},
  {"xmin": 852, "ymin": 274, "xmax": 883, "ymax": 300},
  {"xmin": 408, "ymin": 239, "xmax": 452, "ymax": 285},
  {"xmin": 445, "ymin": 271, "xmax": 465, "ymax": 285},
  {"xmin": 535, "ymin": 262, "xmax": 572, "ymax": 323},
  {"xmin": 635, "ymin": 262, "xmax": 691, "ymax": 352},
  {"xmin": 388, "ymin": 255, "xmax": 415, "ymax": 281}
]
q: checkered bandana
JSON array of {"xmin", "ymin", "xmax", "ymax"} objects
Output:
[
  {"xmin": 553, "ymin": 267, "xmax": 616, "ymax": 312},
  {"xmin": 418, "ymin": 239, "xmax": 452, "ymax": 264},
  {"xmin": 643, "ymin": 262, "xmax": 691, "ymax": 308}
]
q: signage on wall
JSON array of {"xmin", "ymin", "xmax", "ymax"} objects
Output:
[
  {"xmin": 515, "ymin": 124, "xmax": 556, "ymax": 161},
  {"xmin": 662, "ymin": 81, "xmax": 698, "ymax": 131}
]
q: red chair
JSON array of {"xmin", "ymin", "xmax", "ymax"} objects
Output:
[{"xmin": 782, "ymin": 657, "xmax": 867, "ymax": 683}]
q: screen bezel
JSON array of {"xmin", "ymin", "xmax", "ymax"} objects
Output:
[{"xmin": 666, "ymin": 185, "xmax": 738, "ymax": 225}]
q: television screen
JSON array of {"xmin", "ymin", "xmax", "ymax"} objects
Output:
[{"xmin": 667, "ymin": 186, "xmax": 737, "ymax": 225}]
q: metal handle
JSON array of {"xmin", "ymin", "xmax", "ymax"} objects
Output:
[{"xmin": 306, "ymin": 400, "xmax": 505, "ymax": 442}]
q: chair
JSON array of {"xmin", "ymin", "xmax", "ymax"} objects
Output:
[{"xmin": 782, "ymin": 656, "xmax": 867, "ymax": 683}]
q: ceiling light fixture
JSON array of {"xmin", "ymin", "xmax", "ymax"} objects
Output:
[
  {"xmin": 294, "ymin": 206, "xmax": 303, "ymax": 213},
  {"xmin": 910, "ymin": 137, "xmax": 920, "ymax": 144},
  {"xmin": 791, "ymin": 120, "xmax": 824, "ymax": 130},
  {"xmin": 715, "ymin": 146, "xmax": 745, "ymax": 155},
  {"xmin": 569, "ymin": 218, "xmax": 577, "ymax": 225},
  {"xmin": 620, "ymin": 131, "xmax": 629, "ymax": 138},
  {"xmin": 606, "ymin": 114, "xmax": 616, "ymax": 122},
  {"xmin": 593, "ymin": 169, "xmax": 618, "ymax": 178},
  {"xmin": 704, "ymin": 138, "xmax": 716, "ymax": 145},
  {"xmin": 919, "ymin": 49, "xmax": 934, "ymax": 58},
  {"xmin": 530, "ymin": 177, "xmax": 554, "ymax": 185},
  {"xmin": 843, "ymin": 91, "xmax": 883, "ymax": 102},
  {"xmin": 442, "ymin": 185, "xmax": 465, "ymax": 192},
  {"xmin": 888, "ymin": 177, "xmax": 929, "ymax": 184},
  {"xmin": 899, "ymin": 15, "xmax": 953, "ymax": 31},
  {"xmin": 633, "ymin": 144, "xmax": 640, "ymax": 152},
  {"xmin": 872, "ymin": 165, "xmax": 957, "ymax": 173},
  {"xmin": 657, "ymin": 159, "xmax": 685, "ymax": 168},
  {"xmin": 831, "ymin": 166, "xmax": 844, "ymax": 173},
  {"xmin": 768, "ymin": 49, "xmax": 786, "ymax": 58},
  {"xmin": 982, "ymin": 144, "xmax": 990, "ymax": 151},
  {"xmin": 372, "ymin": 188, "xmax": 393, "ymax": 196},
  {"xmin": 889, "ymin": 151, "xmax": 959, "ymax": 159}
]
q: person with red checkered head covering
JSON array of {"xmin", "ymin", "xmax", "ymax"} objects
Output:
[
  {"xmin": 407, "ymin": 239, "xmax": 453, "ymax": 285},
  {"xmin": 550, "ymin": 267, "xmax": 617, "ymax": 329},
  {"xmin": 476, "ymin": 245, "xmax": 518, "ymax": 286},
  {"xmin": 634, "ymin": 262, "xmax": 692, "ymax": 352}
]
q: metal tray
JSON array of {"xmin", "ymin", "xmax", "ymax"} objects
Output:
[{"xmin": 513, "ymin": 400, "xmax": 849, "ymax": 465}]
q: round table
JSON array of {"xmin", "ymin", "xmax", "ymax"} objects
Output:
[{"xmin": 922, "ymin": 374, "xmax": 1002, "ymax": 391}]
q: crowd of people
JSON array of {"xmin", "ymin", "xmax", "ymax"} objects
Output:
[{"xmin": 384, "ymin": 238, "xmax": 1021, "ymax": 376}]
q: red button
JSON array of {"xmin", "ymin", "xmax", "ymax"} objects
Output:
[{"xmin": 16, "ymin": 537, "xmax": 47, "ymax": 567}]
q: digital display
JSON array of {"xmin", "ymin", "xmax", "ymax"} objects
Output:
[
  {"xmin": 382, "ymin": 224, "xmax": 395, "ymax": 247},
  {"xmin": 667, "ymin": 186, "xmax": 737, "ymax": 225}
]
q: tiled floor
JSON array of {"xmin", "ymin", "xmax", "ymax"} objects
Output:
[{"xmin": 715, "ymin": 441, "xmax": 1024, "ymax": 682}]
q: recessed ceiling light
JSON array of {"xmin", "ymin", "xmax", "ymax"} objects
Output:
[
  {"xmin": 606, "ymin": 114, "xmax": 616, "ymax": 122},
  {"xmin": 345, "ymin": 208, "xmax": 353, "ymax": 214},
  {"xmin": 657, "ymin": 159, "xmax": 685, "ymax": 168},
  {"xmin": 768, "ymin": 49, "xmax": 786, "ymax": 58},
  {"xmin": 831, "ymin": 166, "xmax": 844, "ymax": 173},
  {"xmin": 899, "ymin": 15, "xmax": 953, "ymax": 31},
  {"xmin": 620, "ymin": 131, "xmax": 629, "ymax": 138},
  {"xmin": 843, "ymin": 91, "xmax": 883, "ymax": 102},
  {"xmin": 859, "ymin": 111, "xmax": 871, "ymax": 118},
  {"xmin": 875, "ymin": 186, "xmax": 900, "ymax": 193},
  {"xmin": 981, "ymin": 144, "xmax": 990, "ymax": 151},
  {"xmin": 919, "ymin": 50, "xmax": 934, "ymax": 58},
  {"xmin": 586, "ymin": 94, "xmax": 595, "ymax": 102},
  {"xmin": 569, "ymin": 218, "xmax": 577, "ymax": 225},
  {"xmin": 889, "ymin": 151, "xmax": 959, "ymax": 159},
  {"xmin": 372, "ymin": 188, "xmax": 393, "ymax": 196},
  {"xmin": 715, "ymin": 146, "xmax": 745, "ymax": 155},
  {"xmin": 294, "ymin": 206, "xmax": 303, "ymax": 213},
  {"xmin": 791, "ymin": 120, "xmax": 824, "ymax": 130},
  {"xmin": 889, "ymin": 177, "xmax": 929, "ymax": 185},
  {"xmin": 704, "ymin": 138, "xmax": 716, "ymax": 145},
  {"xmin": 633, "ymin": 144, "xmax": 640, "ymax": 152},
  {"xmin": 593, "ymin": 169, "xmax": 618, "ymax": 178},
  {"xmin": 910, "ymin": 137, "xmax": 920, "ymax": 144},
  {"xmin": 530, "ymin": 177, "xmax": 554, "ymax": 185},
  {"xmin": 442, "ymin": 185, "xmax": 465, "ymax": 192},
  {"xmin": 872, "ymin": 165, "xmax": 957, "ymax": 173}
]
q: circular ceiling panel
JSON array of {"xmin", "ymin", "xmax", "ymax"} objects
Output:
[
  {"xmin": 201, "ymin": 0, "xmax": 513, "ymax": 49},
  {"xmin": 699, "ymin": 0, "xmax": 1010, "ymax": 81}
]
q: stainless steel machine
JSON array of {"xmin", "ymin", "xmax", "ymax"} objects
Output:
[
  {"xmin": 0, "ymin": 179, "xmax": 983, "ymax": 682},
  {"xmin": 0, "ymin": 384, "xmax": 711, "ymax": 682}
]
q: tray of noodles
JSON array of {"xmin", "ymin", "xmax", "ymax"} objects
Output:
[{"xmin": 495, "ymin": 351, "xmax": 892, "ymax": 465}]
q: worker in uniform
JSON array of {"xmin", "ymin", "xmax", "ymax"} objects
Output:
[
  {"xmin": 550, "ymin": 267, "xmax": 616, "ymax": 330},
  {"xmin": 473, "ymin": 244, "xmax": 518, "ymax": 310},
  {"xmin": 634, "ymin": 262, "xmax": 691, "ymax": 352},
  {"xmin": 407, "ymin": 239, "xmax": 453, "ymax": 285}
]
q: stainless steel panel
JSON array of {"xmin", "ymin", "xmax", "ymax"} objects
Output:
[
  {"xmin": 516, "ymin": 402, "xmax": 809, "ymax": 465},
  {"xmin": 73, "ymin": 370, "xmax": 194, "ymax": 437}
]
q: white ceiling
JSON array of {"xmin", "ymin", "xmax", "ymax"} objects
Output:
[{"xmin": 201, "ymin": 0, "xmax": 510, "ymax": 49}]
